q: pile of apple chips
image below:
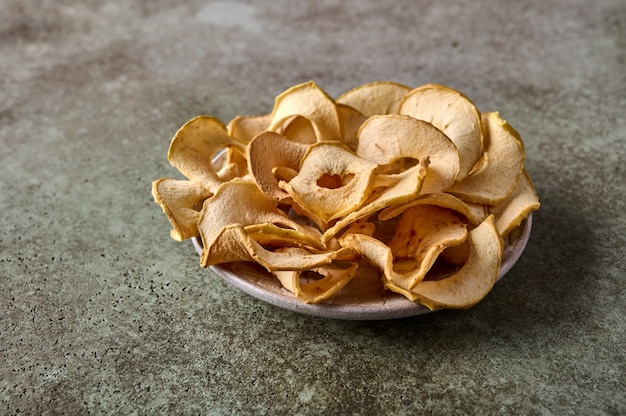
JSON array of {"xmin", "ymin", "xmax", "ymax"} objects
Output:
[{"xmin": 152, "ymin": 81, "xmax": 539, "ymax": 310}]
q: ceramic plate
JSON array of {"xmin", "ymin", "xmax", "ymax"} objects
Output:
[{"xmin": 191, "ymin": 214, "xmax": 532, "ymax": 320}]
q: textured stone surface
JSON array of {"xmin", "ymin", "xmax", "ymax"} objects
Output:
[{"xmin": 1, "ymin": 0, "xmax": 625, "ymax": 414}]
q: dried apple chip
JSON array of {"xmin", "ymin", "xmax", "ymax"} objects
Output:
[
  {"xmin": 378, "ymin": 192, "xmax": 484, "ymax": 226},
  {"xmin": 408, "ymin": 215, "xmax": 503, "ymax": 310},
  {"xmin": 337, "ymin": 104, "xmax": 367, "ymax": 152},
  {"xmin": 198, "ymin": 180, "xmax": 321, "ymax": 253},
  {"xmin": 199, "ymin": 224, "xmax": 253, "ymax": 265},
  {"xmin": 356, "ymin": 115, "xmax": 460, "ymax": 193},
  {"xmin": 168, "ymin": 116, "xmax": 244, "ymax": 192},
  {"xmin": 268, "ymin": 81, "xmax": 342, "ymax": 142},
  {"xmin": 197, "ymin": 180, "xmax": 357, "ymax": 270},
  {"xmin": 399, "ymin": 83, "xmax": 483, "ymax": 181},
  {"xmin": 201, "ymin": 224, "xmax": 356, "ymax": 271},
  {"xmin": 340, "ymin": 205, "xmax": 468, "ymax": 294},
  {"xmin": 447, "ymin": 112, "xmax": 525, "ymax": 204},
  {"xmin": 277, "ymin": 115, "xmax": 317, "ymax": 145},
  {"xmin": 388, "ymin": 205, "xmax": 468, "ymax": 290},
  {"xmin": 490, "ymin": 169, "xmax": 540, "ymax": 237},
  {"xmin": 227, "ymin": 113, "xmax": 272, "ymax": 143},
  {"xmin": 274, "ymin": 262, "xmax": 359, "ymax": 304},
  {"xmin": 323, "ymin": 160, "xmax": 428, "ymax": 242},
  {"xmin": 151, "ymin": 178, "xmax": 213, "ymax": 241},
  {"xmin": 246, "ymin": 131, "xmax": 309, "ymax": 202},
  {"xmin": 215, "ymin": 146, "xmax": 249, "ymax": 182},
  {"xmin": 244, "ymin": 223, "xmax": 323, "ymax": 250},
  {"xmin": 281, "ymin": 142, "xmax": 380, "ymax": 224},
  {"xmin": 336, "ymin": 81, "xmax": 411, "ymax": 117}
]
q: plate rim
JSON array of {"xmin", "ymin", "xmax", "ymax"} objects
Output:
[{"xmin": 191, "ymin": 214, "xmax": 533, "ymax": 320}]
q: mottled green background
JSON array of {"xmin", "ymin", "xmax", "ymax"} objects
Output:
[{"xmin": 1, "ymin": 0, "xmax": 624, "ymax": 414}]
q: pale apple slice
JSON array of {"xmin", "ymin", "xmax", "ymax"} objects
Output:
[
  {"xmin": 280, "ymin": 142, "xmax": 380, "ymax": 224},
  {"xmin": 244, "ymin": 223, "xmax": 324, "ymax": 250},
  {"xmin": 378, "ymin": 192, "xmax": 485, "ymax": 226},
  {"xmin": 447, "ymin": 111, "xmax": 525, "ymax": 204},
  {"xmin": 337, "ymin": 103, "xmax": 367, "ymax": 151},
  {"xmin": 246, "ymin": 131, "xmax": 309, "ymax": 202},
  {"xmin": 356, "ymin": 114, "xmax": 460, "ymax": 194},
  {"xmin": 200, "ymin": 224, "xmax": 356, "ymax": 271},
  {"xmin": 227, "ymin": 113, "xmax": 272, "ymax": 143},
  {"xmin": 386, "ymin": 205, "xmax": 469, "ymax": 291},
  {"xmin": 408, "ymin": 215, "xmax": 503, "ymax": 310},
  {"xmin": 490, "ymin": 169, "xmax": 540, "ymax": 237},
  {"xmin": 168, "ymin": 116, "xmax": 243, "ymax": 192},
  {"xmin": 339, "ymin": 205, "xmax": 468, "ymax": 295},
  {"xmin": 336, "ymin": 81, "xmax": 411, "ymax": 117},
  {"xmin": 399, "ymin": 83, "xmax": 483, "ymax": 181},
  {"xmin": 274, "ymin": 262, "xmax": 359, "ymax": 304},
  {"xmin": 197, "ymin": 180, "xmax": 357, "ymax": 270},
  {"xmin": 198, "ymin": 180, "xmax": 320, "ymax": 251},
  {"xmin": 268, "ymin": 81, "xmax": 342, "ymax": 142},
  {"xmin": 151, "ymin": 178, "xmax": 212, "ymax": 241}
]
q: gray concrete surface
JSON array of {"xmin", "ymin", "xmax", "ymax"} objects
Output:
[{"xmin": 1, "ymin": 0, "xmax": 625, "ymax": 414}]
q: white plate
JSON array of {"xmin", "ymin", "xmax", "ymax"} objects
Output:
[{"xmin": 192, "ymin": 214, "xmax": 532, "ymax": 320}]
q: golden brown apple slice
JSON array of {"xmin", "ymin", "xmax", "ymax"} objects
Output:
[
  {"xmin": 399, "ymin": 83, "xmax": 483, "ymax": 181},
  {"xmin": 339, "ymin": 205, "xmax": 468, "ymax": 295},
  {"xmin": 268, "ymin": 81, "xmax": 342, "ymax": 142},
  {"xmin": 490, "ymin": 169, "xmax": 541, "ymax": 237},
  {"xmin": 280, "ymin": 142, "xmax": 380, "ymax": 224},
  {"xmin": 246, "ymin": 131, "xmax": 308, "ymax": 202},
  {"xmin": 168, "ymin": 115, "xmax": 244, "ymax": 192},
  {"xmin": 447, "ymin": 111, "xmax": 525, "ymax": 204},
  {"xmin": 227, "ymin": 113, "xmax": 272, "ymax": 143},
  {"xmin": 356, "ymin": 114, "xmax": 460, "ymax": 194},
  {"xmin": 151, "ymin": 178, "xmax": 213, "ymax": 241},
  {"xmin": 408, "ymin": 215, "xmax": 503, "ymax": 310},
  {"xmin": 274, "ymin": 262, "xmax": 359, "ymax": 304},
  {"xmin": 336, "ymin": 81, "xmax": 411, "ymax": 117}
]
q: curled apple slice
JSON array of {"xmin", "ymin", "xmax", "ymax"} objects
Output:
[
  {"xmin": 281, "ymin": 142, "xmax": 380, "ymax": 224},
  {"xmin": 356, "ymin": 114, "xmax": 460, "ymax": 194},
  {"xmin": 246, "ymin": 131, "xmax": 309, "ymax": 202},
  {"xmin": 198, "ymin": 180, "xmax": 320, "ymax": 252},
  {"xmin": 409, "ymin": 215, "xmax": 503, "ymax": 310},
  {"xmin": 336, "ymin": 81, "xmax": 411, "ymax": 117},
  {"xmin": 200, "ymin": 224, "xmax": 356, "ymax": 271},
  {"xmin": 490, "ymin": 169, "xmax": 540, "ymax": 237},
  {"xmin": 378, "ymin": 192, "xmax": 485, "ymax": 226},
  {"xmin": 447, "ymin": 112, "xmax": 525, "ymax": 204},
  {"xmin": 340, "ymin": 205, "xmax": 468, "ymax": 293},
  {"xmin": 168, "ymin": 116, "xmax": 244, "ymax": 192},
  {"xmin": 399, "ymin": 83, "xmax": 483, "ymax": 181},
  {"xmin": 268, "ymin": 81, "xmax": 342, "ymax": 142},
  {"xmin": 274, "ymin": 262, "xmax": 359, "ymax": 304},
  {"xmin": 227, "ymin": 113, "xmax": 272, "ymax": 143},
  {"xmin": 151, "ymin": 178, "xmax": 213, "ymax": 241}
]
